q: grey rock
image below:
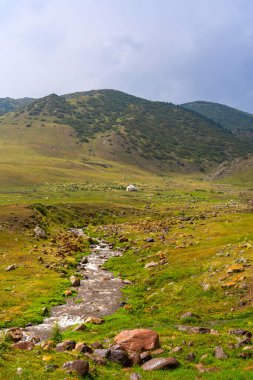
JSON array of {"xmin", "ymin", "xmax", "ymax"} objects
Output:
[
  {"xmin": 106, "ymin": 344, "xmax": 131, "ymax": 367},
  {"xmin": 214, "ymin": 346, "xmax": 228, "ymax": 359},
  {"xmin": 5, "ymin": 264, "xmax": 16, "ymax": 271},
  {"xmin": 34, "ymin": 226, "xmax": 46, "ymax": 239},
  {"xmin": 70, "ymin": 275, "xmax": 80, "ymax": 287},
  {"xmin": 55, "ymin": 340, "xmax": 76, "ymax": 352},
  {"xmin": 62, "ymin": 360, "xmax": 89, "ymax": 376},
  {"xmin": 130, "ymin": 374, "xmax": 142, "ymax": 380},
  {"xmin": 142, "ymin": 357, "xmax": 180, "ymax": 371}
]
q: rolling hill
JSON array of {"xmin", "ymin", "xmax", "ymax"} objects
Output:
[
  {"xmin": 0, "ymin": 90, "xmax": 252, "ymax": 189},
  {"xmin": 0, "ymin": 97, "xmax": 34, "ymax": 115},
  {"xmin": 181, "ymin": 100, "xmax": 253, "ymax": 142}
]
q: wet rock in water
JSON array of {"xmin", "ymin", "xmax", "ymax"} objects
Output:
[
  {"xmin": 84, "ymin": 316, "xmax": 103, "ymax": 324},
  {"xmin": 11, "ymin": 341, "xmax": 35, "ymax": 351},
  {"xmin": 62, "ymin": 359, "xmax": 89, "ymax": 376},
  {"xmin": 5, "ymin": 264, "xmax": 16, "ymax": 271},
  {"xmin": 7, "ymin": 328, "xmax": 23, "ymax": 342},
  {"xmin": 214, "ymin": 346, "xmax": 228, "ymax": 359},
  {"xmin": 70, "ymin": 275, "xmax": 80, "ymax": 287},
  {"xmin": 115, "ymin": 329, "xmax": 160, "ymax": 353},
  {"xmin": 130, "ymin": 374, "xmax": 142, "ymax": 380},
  {"xmin": 34, "ymin": 226, "xmax": 47, "ymax": 239},
  {"xmin": 55, "ymin": 340, "xmax": 76, "ymax": 352},
  {"xmin": 106, "ymin": 344, "xmax": 131, "ymax": 367},
  {"xmin": 145, "ymin": 262, "xmax": 158, "ymax": 269},
  {"xmin": 142, "ymin": 357, "xmax": 180, "ymax": 371}
]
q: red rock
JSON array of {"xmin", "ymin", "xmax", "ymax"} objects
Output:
[
  {"xmin": 142, "ymin": 357, "xmax": 180, "ymax": 370},
  {"xmin": 12, "ymin": 341, "xmax": 34, "ymax": 351},
  {"xmin": 115, "ymin": 329, "xmax": 159, "ymax": 353}
]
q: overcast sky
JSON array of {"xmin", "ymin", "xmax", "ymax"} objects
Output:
[{"xmin": 1, "ymin": 0, "xmax": 253, "ymax": 112}]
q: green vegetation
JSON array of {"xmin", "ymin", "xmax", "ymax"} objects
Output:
[
  {"xmin": 181, "ymin": 100, "xmax": 253, "ymax": 142},
  {"xmin": 0, "ymin": 97, "xmax": 34, "ymax": 115}
]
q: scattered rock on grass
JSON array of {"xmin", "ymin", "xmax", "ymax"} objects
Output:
[
  {"xmin": 11, "ymin": 341, "xmax": 34, "ymax": 351},
  {"xmin": 5, "ymin": 264, "xmax": 16, "ymax": 271},
  {"xmin": 55, "ymin": 340, "xmax": 76, "ymax": 352},
  {"xmin": 7, "ymin": 328, "xmax": 23, "ymax": 342},
  {"xmin": 105, "ymin": 344, "xmax": 131, "ymax": 367},
  {"xmin": 214, "ymin": 346, "xmax": 228, "ymax": 359},
  {"xmin": 62, "ymin": 359, "xmax": 89, "ymax": 376},
  {"xmin": 142, "ymin": 357, "xmax": 180, "ymax": 371},
  {"xmin": 145, "ymin": 262, "xmax": 158, "ymax": 269},
  {"xmin": 115, "ymin": 329, "xmax": 160, "ymax": 353},
  {"xmin": 84, "ymin": 316, "xmax": 103, "ymax": 324},
  {"xmin": 70, "ymin": 275, "xmax": 80, "ymax": 287}
]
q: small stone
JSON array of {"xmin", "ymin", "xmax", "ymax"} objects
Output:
[
  {"xmin": 145, "ymin": 262, "xmax": 158, "ymax": 269},
  {"xmin": 91, "ymin": 341, "xmax": 103, "ymax": 349},
  {"xmin": 171, "ymin": 346, "xmax": 182, "ymax": 353},
  {"xmin": 16, "ymin": 367, "xmax": 22, "ymax": 375},
  {"xmin": 55, "ymin": 340, "xmax": 76, "ymax": 352},
  {"xmin": 45, "ymin": 364, "xmax": 59, "ymax": 372},
  {"xmin": 181, "ymin": 312, "xmax": 199, "ymax": 319},
  {"xmin": 84, "ymin": 316, "xmax": 103, "ymax": 324},
  {"xmin": 73, "ymin": 323, "xmax": 87, "ymax": 332},
  {"xmin": 106, "ymin": 344, "xmax": 131, "ymax": 367},
  {"xmin": 34, "ymin": 226, "xmax": 46, "ymax": 239},
  {"xmin": 130, "ymin": 374, "xmax": 142, "ymax": 380},
  {"xmin": 214, "ymin": 346, "xmax": 228, "ymax": 359},
  {"xmin": 12, "ymin": 341, "xmax": 34, "ymax": 351},
  {"xmin": 62, "ymin": 360, "xmax": 89, "ymax": 376},
  {"xmin": 93, "ymin": 349, "xmax": 108, "ymax": 359},
  {"xmin": 145, "ymin": 238, "xmax": 155, "ymax": 242},
  {"xmin": 151, "ymin": 348, "xmax": 164, "ymax": 355},
  {"xmin": 229, "ymin": 329, "xmax": 252, "ymax": 337},
  {"xmin": 196, "ymin": 363, "xmax": 219, "ymax": 373},
  {"xmin": 5, "ymin": 264, "xmax": 16, "ymax": 271},
  {"xmin": 186, "ymin": 352, "xmax": 196, "ymax": 361},
  {"xmin": 142, "ymin": 357, "xmax": 180, "ymax": 371},
  {"xmin": 75, "ymin": 343, "xmax": 92, "ymax": 353},
  {"xmin": 70, "ymin": 276, "xmax": 80, "ymax": 287},
  {"xmin": 7, "ymin": 328, "xmax": 23, "ymax": 342}
]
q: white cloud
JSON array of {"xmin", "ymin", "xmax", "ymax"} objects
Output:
[{"xmin": 0, "ymin": 0, "xmax": 253, "ymax": 112}]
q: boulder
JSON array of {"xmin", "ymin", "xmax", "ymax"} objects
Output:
[
  {"xmin": 11, "ymin": 341, "xmax": 34, "ymax": 351},
  {"xmin": 55, "ymin": 340, "xmax": 76, "ymax": 352},
  {"xmin": 115, "ymin": 329, "xmax": 159, "ymax": 353},
  {"xmin": 62, "ymin": 360, "xmax": 89, "ymax": 376},
  {"xmin": 142, "ymin": 357, "xmax": 180, "ymax": 371},
  {"xmin": 105, "ymin": 344, "xmax": 131, "ymax": 367}
]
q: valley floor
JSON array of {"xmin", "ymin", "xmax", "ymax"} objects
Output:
[{"xmin": 1, "ymin": 175, "xmax": 253, "ymax": 379}]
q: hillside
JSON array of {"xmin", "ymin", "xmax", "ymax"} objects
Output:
[
  {"xmin": 15, "ymin": 90, "xmax": 252, "ymax": 173},
  {"xmin": 0, "ymin": 97, "xmax": 34, "ymax": 115},
  {"xmin": 181, "ymin": 100, "xmax": 253, "ymax": 142}
]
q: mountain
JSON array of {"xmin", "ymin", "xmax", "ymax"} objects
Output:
[
  {"xmin": 181, "ymin": 100, "xmax": 253, "ymax": 142},
  {"xmin": 0, "ymin": 97, "xmax": 34, "ymax": 115},
  {"xmin": 20, "ymin": 90, "xmax": 252, "ymax": 169}
]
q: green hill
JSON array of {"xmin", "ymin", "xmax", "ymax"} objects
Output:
[
  {"xmin": 181, "ymin": 100, "xmax": 253, "ymax": 141},
  {"xmin": 18, "ymin": 90, "xmax": 252, "ymax": 171},
  {"xmin": 0, "ymin": 97, "xmax": 34, "ymax": 115}
]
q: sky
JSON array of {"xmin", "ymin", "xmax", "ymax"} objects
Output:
[{"xmin": 1, "ymin": 0, "xmax": 253, "ymax": 112}]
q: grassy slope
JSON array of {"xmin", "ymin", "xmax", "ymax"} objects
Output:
[
  {"xmin": 1, "ymin": 177, "xmax": 253, "ymax": 379},
  {"xmin": 181, "ymin": 100, "xmax": 253, "ymax": 142}
]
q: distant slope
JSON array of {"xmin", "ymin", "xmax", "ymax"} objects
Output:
[
  {"xmin": 0, "ymin": 97, "xmax": 34, "ymax": 115},
  {"xmin": 181, "ymin": 101, "xmax": 253, "ymax": 142},
  {"xmin": 19, "ymin": 90, "xmax": 252, "ymax": 172}
]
